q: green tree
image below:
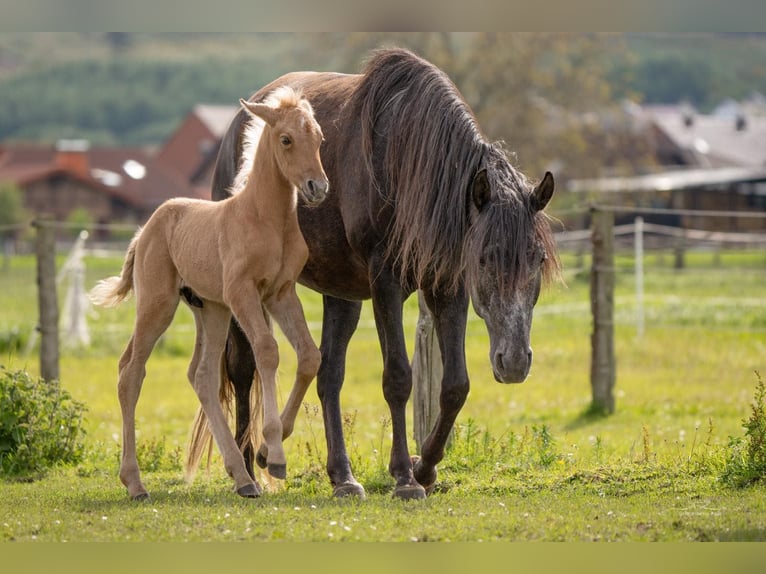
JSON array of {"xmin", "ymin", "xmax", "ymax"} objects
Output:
[
  {"xmin": 308, "ymin": 33, "xmax": 654, "ymax": 182},
  {"xmin": 0, "ymin": 182, "xmax": 29, "ymax": 237}
]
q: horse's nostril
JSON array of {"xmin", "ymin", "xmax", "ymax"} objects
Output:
[
  {"xmin": 307, "ymin": 179, "xmax": 316, "ymax": 194},
  {"xmin": 494, "ymin": 351, "xmax": 505, "ymax": 372}
]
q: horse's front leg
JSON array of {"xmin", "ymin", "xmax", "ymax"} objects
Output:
[
  {"xmin": 369, "ymin": 266, "xmax": 425, "ymax": 500},
  {"xmin": 316, "ymin": 295, "xmax": 365, "ymax": 498},
  {"xmin": 227, "ymin": 292, "xmax": 286, "ymax": 480},
  {"xmin": 413, "ymin": 285, "xmax": 470, "ymax": 493},
  {"xmin": 255, "ymin": 285, "xmax": 322, "ymax": 468},
  {"xmin": 192, "ymin": 302, "xmax": 261, "ymax": 498}
]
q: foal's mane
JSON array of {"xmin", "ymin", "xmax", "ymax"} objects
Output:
[
  {"xmin": 353, "ymin": 47, "xmax": 558, "ymax": 293},
  {"xmin": 229, "ymin": 86, "xmax": 310, "ymax": 196}
]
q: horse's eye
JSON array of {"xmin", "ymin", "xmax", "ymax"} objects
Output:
[{"xmin": 280, "ymin": 135, "xmax": 292, "ymax": 147}]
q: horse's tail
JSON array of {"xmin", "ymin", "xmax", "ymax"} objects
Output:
[
  {"xmin": 89, "ymin": 228, "xmax": 141, "ymax": 307},
  {"xmin": 184, "ymin": 349, "xmax": 264, "ymax": 483}
]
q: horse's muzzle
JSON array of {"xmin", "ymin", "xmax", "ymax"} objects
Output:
[
  {"xmin": 302, "ymin": 178, "xmax": 329, "ymax": 206},
  {"xmin": 492, "ymin": 347, "xmax": 532, "ymax": 384}
]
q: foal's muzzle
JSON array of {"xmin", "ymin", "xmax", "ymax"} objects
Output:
[{"xmin": 302, "ymin": 178, "xmax": 329, "ymax": 207}]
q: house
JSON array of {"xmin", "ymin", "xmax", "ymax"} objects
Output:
[
  {"xmin": 0, "ymin": 103, "xmax": 241, "ymax": 236},
  {"xmin": 0, "ymin": 139, "xmax": 194, "ymax": 234},
  {"xmin": 566, "ymin": 100, "xmax": 766, "ymax": 233},
  {"xmin": 155, "ymin": 104, "xmax": 238, "ymax": 196}
]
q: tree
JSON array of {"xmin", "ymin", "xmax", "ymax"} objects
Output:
[
  {"xmin": 0, "ymin": 182, "xmax": 29, "ymax": 237},
  {"xmin": 306, "ymin": 33, "xmax": 655, "ymax": 183}
]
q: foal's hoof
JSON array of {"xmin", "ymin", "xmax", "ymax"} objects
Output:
[
  {"xmin": 255, "ymin": 449, "xmax": 268, "ymax": 469},
  {"xmin": 411, "ymin": 455, "xmax": 437, "ymax": 495},
  {"xmin": 132, "ymin": 492, "xmax": 150, "ymax": 502},
  {"xmin": 333, "ymin": 481, "xmax": 366, "ymax": 499},
  {"xmin": 236, "ymin": 482, "xmax": 262, "ymax": 498},
  {"xmin": 393, "ymin": 483, "xmax": 427, "ymax": 501},
  {"xmin": 267, "ymin": 463, "xmax": 287, "ymax": 480}
]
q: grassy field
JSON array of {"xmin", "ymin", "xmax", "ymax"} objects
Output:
[{"xmin": 0, "ymin": 248, "xmax": 765, "ymax": 542}]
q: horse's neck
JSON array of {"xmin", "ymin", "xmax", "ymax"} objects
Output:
[{"xmin": 233, "ymin": 138, "xmax": 297, "ymax": 227}]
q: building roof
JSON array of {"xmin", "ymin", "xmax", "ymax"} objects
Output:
[
  {"xmin": 642, "ymin": 104, "xmax": 766, "ymax": 168},
  {"xmin": 568, "ymin": 165, "xmax": 766, "ymax": 194},
  {"xmin": 193, "ymin": 104, "xmax": 238, "ymax": 138},
  {"xmin": 0, "ymin": 142, "xmax": 193, "ymax": 211}
]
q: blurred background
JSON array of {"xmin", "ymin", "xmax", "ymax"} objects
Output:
[
  {"xmin": 0, "ymin": 32, "xmax": 764, "ymax": 377},
  {"xmin": 1, "ymin": 32, "xmax": 766, "ymax": 237}
]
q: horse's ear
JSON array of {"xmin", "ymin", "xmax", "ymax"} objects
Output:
[
  {"xmin": 240, "ymin": 98, "xmax": 278, "ymax": 127},
  {"xmin": 471, "ymin": 168, "xmax": 491, "ymax": 212},
  {"xmin": 532, "ymin": 171, "xmax": 555, "ymax": 212}
]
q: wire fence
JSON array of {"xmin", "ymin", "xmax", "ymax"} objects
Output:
[{"xmin": 1, "ymin": 211, "xmax": 764, "ymax": 391}]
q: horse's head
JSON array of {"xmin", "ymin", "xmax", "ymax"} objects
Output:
[
  {"xmin": 240, "ymin": 88, "xmax": 329, "ymax": 206},
  {"xmin": 464, "ymin": 161, "xmax": 558, "ymax": 384}
]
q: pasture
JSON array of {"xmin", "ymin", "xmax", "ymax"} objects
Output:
[{"xmin": 0, "ymin": 247, "xmax": 765, "ymax": 541}]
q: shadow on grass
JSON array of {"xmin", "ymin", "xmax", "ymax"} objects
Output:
[{"xmin": 564, "ymin": 403, "xmax": 613, "ymax": 431}]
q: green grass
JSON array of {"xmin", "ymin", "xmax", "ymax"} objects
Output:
[{"xmin": 0, "ymin": 248, "xmax": 765, "ymax": 541}]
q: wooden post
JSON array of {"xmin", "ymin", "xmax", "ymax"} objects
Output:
[
  {"xmin": 590, "ymin": 208, "xmax": 615, "ymax": 414},
  {"xmin": 35, "ymin": 216, "xmax": 59, "ymax": 382},
  {"xmin": 412, "ymin": 290, "xmax": 446, "ymax": 452},
  {"xmin": 634, "ymin": 216, "xmax": 644, "ymax": 339}
]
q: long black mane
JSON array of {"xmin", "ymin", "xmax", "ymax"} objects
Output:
[{"xmin": 352, "ymin": 48, "xmax": 557, "ymax": 293}]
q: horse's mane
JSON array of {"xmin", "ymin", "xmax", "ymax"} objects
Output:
[{"xmin": 353, "ymin": 47, "xmax": 558, "ymax": 292}]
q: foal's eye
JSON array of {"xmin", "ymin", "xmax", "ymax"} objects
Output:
[{"xmin": 280, "ymin": 135, "xmax": 292, "ymax": 147}]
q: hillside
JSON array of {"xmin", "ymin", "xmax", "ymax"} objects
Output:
[{"xmin": 1, "ymin": 33, "xmax": 766, "ymax": 148}]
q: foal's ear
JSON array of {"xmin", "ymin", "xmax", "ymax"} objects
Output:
[
  {"xmin": 240, "ymin": 98, "xmax": 278, "ymax": 127},
  {"xmin": 471, "ymin": 168, "xmax": 491, "ymax": 212},
  {"xmin": 532, "ymin": 171, "xmax": 555, "ymax": 212}
]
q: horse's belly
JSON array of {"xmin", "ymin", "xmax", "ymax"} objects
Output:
[{"xmin": 299, "ymin": 263, "xmax": 371, "ymax": 301}]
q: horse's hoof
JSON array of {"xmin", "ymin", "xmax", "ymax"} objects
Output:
[
  {"xmin": 333, "ymin": 481, "xmax": 366, "ymax": 499},
  {"xmin": 236, "ymin": 482, "xmax": 262, "ymax": 498},
  {"xmin": 393, "ymin": 483, "xmax": 427, "ymax": 501},
  {"xmin": 255, "ymin": 450, "xmax": 267, "ymax": 469},
  {"xmin": 411, "ymin": 455, "xmax": 437, "ymax": 495},
  {"xmin": 131, "ymin": 492, "xmax": 150, "ymax": 502},
  {"xmin": 267, "ymin": 463, "xmax": 287, "ymax": 480}
]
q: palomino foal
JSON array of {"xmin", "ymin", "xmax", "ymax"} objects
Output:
[{"xmin": 90, "ymin": 87, "xmax": 328, "ymax": 500}]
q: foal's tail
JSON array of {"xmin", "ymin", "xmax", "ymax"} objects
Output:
[
  {"xmin": 89, "ymin": 228, "xmax": 142, "ymax": 307},
  {"xmin": 184, "ymin": 350, "xmax": 264, "ymax": 483}
]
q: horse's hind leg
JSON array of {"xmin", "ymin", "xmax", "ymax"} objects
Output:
[
  {"xmin": 192, "ymin": 302, "xmax": 261, "ymax": 497},
  {"xmin": 117, "ymin": 294, "xmax": 179, "ymax": 500},
  {"xmin": 256, "ymin": 285, "xmax": 322, "ymax": 468}
]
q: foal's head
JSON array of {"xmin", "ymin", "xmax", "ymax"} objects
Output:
[{"xmin": 240, "ymin": 87, "xmax": 328, "ymax": 206}]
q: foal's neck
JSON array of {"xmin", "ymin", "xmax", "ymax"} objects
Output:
[{"xmin": 235, "ymin": 129, "xmax": 298, "ymax": 225}]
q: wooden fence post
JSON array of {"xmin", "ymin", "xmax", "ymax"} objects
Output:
[
  {"xmin": 590, "ymin": 207, "xmax": 615, "ymax": 414},
  {"xmin": 412, "ymin": 290, "xmax": 447, "ymax": 452},
  {"xmin": 35, "ymin": 216, "xmax": 59, "ymax": 382}
]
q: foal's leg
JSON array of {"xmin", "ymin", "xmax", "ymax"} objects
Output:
[
  {"xmin": 192, "ymin": 302, "xmax": 261, "ymax": 497},
  {"xmin": 117, "ymin": 294, "xmax": 179, "ymax": 500},
  {"xmin": 226, "ymin": 293, "xmax": 286, "ymax": 479},
  {"xmin": 255, "ymin": 285, "xmax": 322, "ymax": 468}
]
